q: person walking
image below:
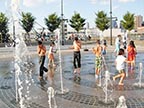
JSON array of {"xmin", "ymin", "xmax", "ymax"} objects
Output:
[
  {"xmin": 92, "ymin": 39, "xmax": 103, "ymax": 83},
  {"xmin": 37, "ymin": 40, "xmax": 48, "ymax": 79}
]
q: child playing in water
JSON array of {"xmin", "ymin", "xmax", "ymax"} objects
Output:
[
  {"xmin": 113, "ymin": 48, "xmax": 131, "ymax": 85},
  {"xmin": 48, "ymin": 42, "xmax": 55, "ymax": 67},
  {"xmin": 37, "ymin": 41, "xmax": 48, "ymax": 79},
  {"xmin": 127, "ymin": 40, "xmax": 137, "ymax": 70},
  {"xmin": 70, "ymin": 37, "xmax": 82, "ymax": 76},
  {"xmin": 92, "ymin": 39, "xmax": 103, "ymax": 82},
  {"xmin": 102, "ymin": 39, "xmax": 107, "ymax": 55},
  {"xmin": 114, "ymin": 35, "xmax": 121, "ymax": 55}
]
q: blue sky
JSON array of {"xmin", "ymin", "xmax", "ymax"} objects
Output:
[{"xmin": 0, "ymin": 0, "xmax": 144, "ymax": 29}]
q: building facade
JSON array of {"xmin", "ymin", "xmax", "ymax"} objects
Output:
[{"xmin": 134, "ymin": 15, "xmax": 143, "ymax": 30}]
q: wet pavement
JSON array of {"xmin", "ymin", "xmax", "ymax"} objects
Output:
[{"xmin": 0, "ymin": 44, "xmax": 144, "ymax": 108}]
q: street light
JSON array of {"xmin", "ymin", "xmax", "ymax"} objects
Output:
[
  {"xmin": 110, "ymin": 0, "xmax": 112, "ymax": 45},
  {"xmin": 13, "ymin": 20, "xmax": 15, "ymax": 40}
]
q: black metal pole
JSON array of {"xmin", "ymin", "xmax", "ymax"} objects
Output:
[
  {"xmin": 61, "ymin": 0, "xmax": 64, "ymax": 45},
  {"xmin": 13, "ymin": 21, "xmax": 15, "ymax": 40},
  {"xmin": 110, "ymin": 0, "xmax": 112, "ymax": 45},
  {"xmin": 12, "ymin": 20, "xmax": 16, "ymax": 47}
]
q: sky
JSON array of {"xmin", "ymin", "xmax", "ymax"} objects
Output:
[{"xmin": 0, "ymin": 0, "xmax": 144, "ymax": 29}]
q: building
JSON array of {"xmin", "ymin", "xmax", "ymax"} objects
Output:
[{"xmin": 134, "ymin": 15, "xmax": 143, "ymax": 30}]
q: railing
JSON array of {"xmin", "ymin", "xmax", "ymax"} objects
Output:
[{"xmin": 129, "ymin": 33, "xmax": 144, "ymax": 40}]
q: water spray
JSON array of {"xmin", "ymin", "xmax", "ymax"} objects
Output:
[{"xmin": 47, "ymin": 87, "xmax": 57, "ymax": 108}]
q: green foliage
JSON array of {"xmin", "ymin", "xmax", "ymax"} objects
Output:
[
  {"xmin": 95, "ymin": 11, "xmax": 109, "ymax": 32},
  {"xmin": 120, "ymin": 11, "xmax": 134, "ymax": 31},
  {"xmin": 44, "ymin": 13, "xmax": 61, "ymax": 33},
  {"xmin": 0, "ymin": 12, "xmax": 9, "ymax": 43},
  {"xmin": 69, "ymin": 12, "xmax": 86, "ymax": 32},
  {"xmin": 21, "ymin": 12, "xmax": 35, "ymax": 33}
]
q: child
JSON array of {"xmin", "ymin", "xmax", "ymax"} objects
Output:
[
  {"xmin": 114, "ymin": 35, "xmax": 121, "ymax": 55},
  {"xmin": 37, "ymin": 41, "xmax": 48, "ymax": 79},
  {"xmin": 102, "ymin": 40, "xmax": 107, "ymax": 55},
  {"xmin": 70, "ymin": 37, "xmax": 82, "ymax": 76},
  {"xmin": 48, "ymin": 42, "xmax": 55, "ymax": 66},
  {"xmin": 127, "ymin": 40, "xmax": 137, "ymax": 69},
  {"xmin": 113, "ymin": 48, "xmax": 131, "ymax": 85},
  {"xmin": 92, "ymin": 39, "xmax": 103, "ymax": 81}
]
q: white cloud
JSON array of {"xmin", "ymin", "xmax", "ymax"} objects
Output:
[
  {"xmin": 100, "ymin": 0, "xmax": 109, "ymax": 5},
  {"xmin": 90, "ymin": 0, "xmax": 109, "ymax": 5},
  {"xmin": 118, "ymin": 0, "xmax": 135, "ymax": 3},
  {"xmin": 23, "ymin": 0, "xmax": 44, "ymax": 7},
  {"xmin": 90, "ymin": 0, "xmax": 135, "ymax": 5},
  {"xmin": 90, "ymin": 0, "xmax": 97, "ymax": 4},
  {"xmin": 23, "ymin": 0, "xmax": 58, "ymax": 7},
  {"xmin": 113, "ymin": 5, "xmax": 120, "ymax": 11},
  {"xmin": 46, "ymin": 0, "xmax": 57, "ymax": 4}
]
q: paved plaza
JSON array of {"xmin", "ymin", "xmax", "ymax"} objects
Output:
[{"xmin": 0, "ymin": 44, "xmax": 144, "ymax": 108}]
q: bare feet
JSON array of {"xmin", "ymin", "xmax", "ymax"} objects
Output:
[
  {"xmin": 38, "ymin": 76, "xmax": 43, "ymax": 80},
  {"xmin": 118, "ymin": 83, "xmax": 124, "ymax": 85},
  {"xmin": 113, "ymin": 77, "xmax": 115, "ymax": 81},
  {"xmin": 53, "ymin": 64, "xmax": 56, "ymax": 67},
  {"xmin": 74, "ymin": 69, "xmax": 77, "ymax": 74}
]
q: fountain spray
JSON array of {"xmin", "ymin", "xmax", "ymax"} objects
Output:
[
  {"xmin": 116, "ymin": 96, "xmax": 127, "ymax": 108},
  {"xmin": 133, "ymin": 62, "xmax": 144, "ymax": 88},
  {"xmin": 47, "ymin": 87, "xmax": 57, "ymax": 108},
  {"xmin": 11, "ymin": 0, "xmax": 33, "ymax": 107},
  {"xmin": 56, "ymin": 29, "xmax": 69, "ymax": 94}
]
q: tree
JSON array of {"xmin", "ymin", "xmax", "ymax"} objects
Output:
[
  {"xmin": 0, "ymin": 12, "xmax": 9, "ymax": 43},
  {"xmin": 120, "ymin": 11, "xmax": 134, "ymax": 32},
  {"xmin": 69, "ymin": 12, "xmax": 86, "ymax": 34},
  {"xmin": 95, "ymin": 11, "xmax": 109, "ymax": 32},
  {"xmin": 44, "ymin": 13, "xmax": 61, "ymax": 34},
  {"xmin": 20, "ymin": 12, "xmax": 35, "ymax": 44}
]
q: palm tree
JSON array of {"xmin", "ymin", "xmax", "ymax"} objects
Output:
[
  {"xmin": 95, "ymin": 11, "xmax": 109, "ymax": 39},
  {"xmin": 0, "ymin": 12, "xmax": 9, "ymax": 43},
  {"xmin": 20, "ymin": 12, "xmax": 35, "ymax": 44},
  {"xmin": 69, "ymin": 12, "xmax": 86, "ymax": 35},
  {"xmin": 120, "ymin": 11, "xmax": 134, "ymax": 33},
  {"xmin": 44, "ymin": 13, "xmax": 61, "ymax": 35}
]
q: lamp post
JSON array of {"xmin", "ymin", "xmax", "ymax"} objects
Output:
[
  {"xmin": 110, "ymin": 0, "xmax": 112, "ymax": 45},
  {"xmin": 61, "ymin": 0, "xmax": 64, "ymax": 45},
  {"xmin": 12, "ymin": 20, "xmax": 16, "ymax": 47},
  {"xmin": 13, "ymin": 20, "xmax": 15, "ymax": 40}
]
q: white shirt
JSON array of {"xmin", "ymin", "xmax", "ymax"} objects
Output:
[
  {"xmin": 49, "ymin": 46, "xmax": 53, "ymax": 54},
  {"xmin": 115, "ymin": 55, "xmax": 126, "ymax": 70},
  {"xmin": 115, "ymin": 37, "xmax": 120, "ymax": 45}
]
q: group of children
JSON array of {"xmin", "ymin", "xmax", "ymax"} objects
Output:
[
  {"xmin": 37, "ymin": 40, "xmax": 56, "ymax": 83},
  {"xmin": 37, "ymin": 34, "xmax": 137, "ymax": 86},
  {"xmin": 92, "ymin": 35, "xmax": 137, "ymax": 86}
]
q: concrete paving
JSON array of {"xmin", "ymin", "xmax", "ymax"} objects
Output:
[{"xmin": 0, "ymin": 44, "xmax": 144, "ymax": 108}]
